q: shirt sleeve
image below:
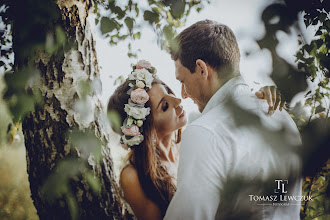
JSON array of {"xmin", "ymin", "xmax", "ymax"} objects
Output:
[{"xmin": 164, "ymin": 125, "xmax": 231, "ymax": 220}]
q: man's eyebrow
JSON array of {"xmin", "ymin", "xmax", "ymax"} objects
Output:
[{"xmin": 157, "ymin": 97, "xmax": 165, "ymax": 109}]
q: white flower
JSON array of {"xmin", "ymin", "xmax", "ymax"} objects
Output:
[
  {"xmin": 136, "ymin": 120, "xmax": 143, "ymax": 127},
  {"xmin": 136, "ymin": 80, "xmax": 145, "ymax": 89},
  {"xmin": 122, "ymin": 135, "xmax": 144, "ymax": 146},
  {"xmin": 126, "ymin": 117, "xmax": 134, "ymax": 127},
  {"xmin": 128, "ymin": 69, "xmax": 154, "ymax": 88},
  {"xmin": 124, "ymin": 104, "xmax": 150, "ymax": 120},
  {"xmin": 136, "ymin": 60, "xmax": 152, "ymax": 69}
]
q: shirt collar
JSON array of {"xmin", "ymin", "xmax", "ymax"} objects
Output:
[{"xmin": 202, "ymin": 76, "xmax": 247, "ymax": 115}]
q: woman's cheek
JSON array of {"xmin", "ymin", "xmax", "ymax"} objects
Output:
[{"xmin": 155, "ymin": 113, "xmax": 174, "ymax": 133}]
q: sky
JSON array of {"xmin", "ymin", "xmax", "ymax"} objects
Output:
[{"xmin": 94, "ymin": 0, "xmax": 314, "ymax": 120}]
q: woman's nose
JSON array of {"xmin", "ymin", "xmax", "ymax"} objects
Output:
[
  {"xmin": 173, "ymin": 97, "xmax": 182, "ymax": 109},
  {"xmin": 181, "ymin": 84, "xmax": 188, "ymax": 99}
]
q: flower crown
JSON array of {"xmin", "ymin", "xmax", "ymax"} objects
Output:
[{"xmin": 120, "ymin": 60, "xmax": 157, "ymax": 147}]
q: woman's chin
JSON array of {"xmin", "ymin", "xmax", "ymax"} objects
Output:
[{"xmin": 180, "ymin": 116, "xmax": 188, "ymax": 127}]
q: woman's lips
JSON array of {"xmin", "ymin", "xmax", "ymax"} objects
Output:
[{"xmin": 179, "ymin": 110, "xmax": 185, "ymax": 118}]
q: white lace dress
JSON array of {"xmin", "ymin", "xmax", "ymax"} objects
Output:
[{"xmin": 119, "ymin": 146, "xmax": 179, "ymax": 218}]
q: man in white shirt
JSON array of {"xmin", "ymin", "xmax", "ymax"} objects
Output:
[{"xmin": 165, "ymin": 20, "xmax": 302, "ymax": 220}]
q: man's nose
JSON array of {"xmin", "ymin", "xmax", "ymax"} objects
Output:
[{"xmin": 181, "ymin": 84, "xmax": 188, "ymax": 99}]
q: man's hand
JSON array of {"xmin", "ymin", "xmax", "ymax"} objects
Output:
[{"xmin": 255, "ymin": 86, "xmax": 284, "ymax": 115}]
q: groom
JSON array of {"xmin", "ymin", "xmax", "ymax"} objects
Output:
[{"xmin": 165, "ymin": 20, "xmax": 302, "ymax": 219}]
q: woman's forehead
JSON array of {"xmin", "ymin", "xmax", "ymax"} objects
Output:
[{"xmin": 148, "ymin": 84, "xmax": 166, "ymax": 98}]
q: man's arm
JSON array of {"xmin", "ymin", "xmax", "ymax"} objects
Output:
[{"xmin": 165, "ymin": 125, "xmax": 231, "ymax": 220}]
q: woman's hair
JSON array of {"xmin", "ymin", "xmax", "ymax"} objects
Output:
[{"xmin": 108, "ymin": 79, "xmax": 181, "ymax": 217}]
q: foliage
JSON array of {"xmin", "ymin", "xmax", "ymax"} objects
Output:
[
  {"xmin": 0, "ymin": 0, "xmax": 207, "ymax": 219},
  {"xmin": 94, "ymin": 0, "xmax": 209, "ymax": 57},
  {"xmin": 256, "ymin": 0, "xmax": 330, "ymax": 219}
]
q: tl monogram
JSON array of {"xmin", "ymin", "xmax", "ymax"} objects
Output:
[{"xmin": 274, "ymin": 180, "xmax": 288, "ymax": 193}]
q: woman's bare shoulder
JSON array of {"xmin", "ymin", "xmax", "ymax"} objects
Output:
[{"xmin": 120, "ymin": 164, "xmax": 139, "ymax": 186}]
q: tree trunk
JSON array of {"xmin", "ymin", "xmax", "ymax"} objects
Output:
[{"xmin": 11, "ymin": 0, "xmax": 130, "ymax": 219}]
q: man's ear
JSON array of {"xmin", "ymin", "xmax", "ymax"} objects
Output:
[{"xmin": 196, "ymin": 59, "xmax": 208, "ymax": 80}]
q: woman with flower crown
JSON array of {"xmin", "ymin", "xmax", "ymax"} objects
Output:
[{"xmin": 107, "ymin": 60, "xmax": 282, "ymax": 220}]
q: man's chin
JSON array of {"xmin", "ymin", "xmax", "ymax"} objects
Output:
[
  {"xmin": 192, "ymin": 99, "xmax": 205, "ymax": 112},
  {"xmin": 197, "ymin": 104, "xmax": 204, "ymax": 113}
]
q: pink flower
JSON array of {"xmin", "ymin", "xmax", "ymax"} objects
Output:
[
  {"xmin": 136, "ymin": 60, "xmax": 152, "ymax": 69},
  {"xmin": 121, "ymin": 125, "xmax": 141, "ymax": 136},
  {"xmin": 131, "ymin": 88, "xmax": 149, "ymax": 105}
]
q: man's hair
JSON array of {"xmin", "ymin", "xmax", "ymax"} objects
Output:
[{"xmin": 169, "ymin": 20, "xmax": 240, "ymax": 78}]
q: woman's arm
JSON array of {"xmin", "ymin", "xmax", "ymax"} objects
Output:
[{"xmin": 120, "ymin": 165, "xmax": 162, "ymax": 220}]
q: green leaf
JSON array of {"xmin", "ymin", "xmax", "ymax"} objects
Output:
[
  {"xmin": 78, "ymin": 80, "xmax": 92, "ymax": 98},
  {"xmin": 108, "ymin": 110, "xmax": 121, "ymax": 133},
  {"xmin": 124, "ymin": 17, "xmax": 134, "ymax": 32},
  {"xmin": 325, "ymin": 20, "xmax": 330, "ymax": 30},
  {"xmin": 100, "ymin": 17, "xmax": 120, "ymax": 35},
  {"xmin": 163, "ymin": 25, "xmax": 175, "ymax": 41},
  {"xmin": 45, "ymin": 32, "xmax": 56, "ymax": 54},
  {"xmin": 69, "ymin": 129, "xmax": 102, "ymax": 163},
  {"xmin": 143, "ymin": 10, "xmax": 160, "ymax": 24},
  {"xmin": 84, "ymin": 171, "xmax": 101, "ymax": 195},
  {"xmin": 111, "ymin": 6, "xmax": 126, "ymax": 20},
  {"xmin": 55, "ymin": 26, "xmax": 66, "ymax": 45},
  {"xmin": 133, "ymin": 32, "xmax": 141, "ymax": 40},
  {"xmin": 4, "ymin": 67, "xmax": 41, "ymax": 122},
  {"xmin": 41, "ymin": 159, "xmax": 85, "ymax": 202},
  {"xmin": 305, "ymin": 57, "xmax": 314, "ymax": 65},
  {"xmin": 319, "ymin": 13, "xmax": 327, "ymax": 23},
  {"xmin": 135, "ymin": 5, "xmax": 139, "ymax": 16},
  {"xmin": 315, "ymin": 39, "xmax": 323, "ymax": 48},
  {"xmin": 308, "ymin": 206, "xmax": 316, "ymax": 211},
  {"xmin": 66, "ymin": 193, "xmax": 78, "ymax": 220},
  {"xmin": 315, "ymin": 105, "xmax": 325, "ymax": 114},
  {"xmin": 169, "ymin": 0, "xmax": 185, "ymax": 19}
]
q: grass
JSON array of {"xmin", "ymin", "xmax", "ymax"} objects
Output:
[{"xmin": 0, "ymin": 141, "xmax": 39, "ymax": 220}]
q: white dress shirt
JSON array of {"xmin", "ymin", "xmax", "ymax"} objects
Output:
[{"xmin": 165, "ymin": 76, "xmax": 302, "ymax": 220}]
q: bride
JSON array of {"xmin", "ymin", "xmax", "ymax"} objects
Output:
[{"xmin": 107, "ymin": 60, "xmax": 281, "ymax": 220}]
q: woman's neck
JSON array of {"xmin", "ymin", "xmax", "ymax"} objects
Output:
[{"xmin": 158, "ymin": 133, "xmax": 175, "ymax": 163}]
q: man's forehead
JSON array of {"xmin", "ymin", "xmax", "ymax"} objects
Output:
[{"xmin": 174, "ymin": 60, "xmax": 182, "ymax": 79}]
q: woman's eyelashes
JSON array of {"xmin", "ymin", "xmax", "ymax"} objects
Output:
[{"xmin": 162, "ymin": 100, "xmax": 169, "ymax": 112}]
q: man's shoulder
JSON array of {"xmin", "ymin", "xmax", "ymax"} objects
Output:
[{"xmin": 187, "ymin": 108, "xmax": 229, "ymax": 135}]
